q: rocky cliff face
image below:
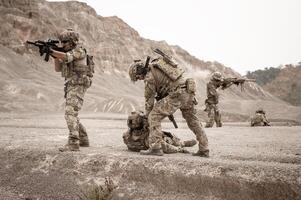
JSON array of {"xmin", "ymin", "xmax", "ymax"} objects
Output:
[{"xmin": 0, "ymin": 0, "xmax": 300, "ymax": 121}]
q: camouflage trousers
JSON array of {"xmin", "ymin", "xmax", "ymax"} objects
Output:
[
  {"xmin": 148, "ymin": 89, "xmax": 208, "ymax": 152},
  {"xmin": 161, "ymin": 134, "xmax": 185, "ymax": 153},
  {"xmin": 205, "ymin": 103, "xmax": 222, "ymax": 128},
  {"xmin": 65, "ymin": 83, "xmax": 89, "ymax": 146}
]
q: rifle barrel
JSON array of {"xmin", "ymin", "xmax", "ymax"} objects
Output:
[
  {"xmin": 26, "ymin": 41, "xmax": 37, "ymax": 45},
  {"xmin": 245, "ymin": 79, "xmax": 256, "ymax": 82}
]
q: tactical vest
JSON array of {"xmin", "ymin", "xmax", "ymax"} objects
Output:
[{"xmin": 61, "ymin": 48, "xmax": 94, "ymax": 79}]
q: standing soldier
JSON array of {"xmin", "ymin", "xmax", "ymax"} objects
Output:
[
  {"xmin": 128, "ymin": 49, "xmax": 209, "ymax": 157},
  {"xmin": 204, "ymin": 71, "xmax": 232, "ymax": 128},
  {"xmin": 50, "ymin": 29, "xmax": 94, "ymax": 151}
]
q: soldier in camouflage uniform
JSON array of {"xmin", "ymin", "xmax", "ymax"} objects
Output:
[
  {"xmin": 204, "ymin": 71, "xmax": 232, "ymax": 128},
  {"xmin": 123, "ymin": 111, "xmax": 197, "ymax": 153},
  {"xmin": 50, "ymin": 29, "xmax": 94, "ymax": 151},
  {"xmin": 128, "ymin": 50, "xmax": 209, "ymax": 157},
  {"xmin": 251, "ymin": 108, "xmax": 270, "ymax": 126}
]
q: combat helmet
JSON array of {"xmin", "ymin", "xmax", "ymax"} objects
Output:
[
  {"xmin": 211, "ymin": 71, "xmax": 223, "ymax": 81},
  {"xmin": 256, "ymin": 108, "xmax": 265, "ymax": 114},
  {"xmin": 127, "ymin": 110, "xmax": 146, "ymax": 130},
  {"xmin": 58, "ymin": 28, "xmax": 79, "ymax": 44},
  {"xmin": 129, "ymin": 60, "xmax": 145, "ymax": 82}
]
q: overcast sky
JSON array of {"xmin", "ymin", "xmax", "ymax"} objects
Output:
[{"xmin": 53, "ymin": 0, "xmax": 300, "ymax": 75}]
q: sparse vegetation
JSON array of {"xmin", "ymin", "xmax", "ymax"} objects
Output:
[
  {"xmin": 246, "ymin": 67, "xmax": 281, "ymax": 86},
  {"xmin": 247, "ymin": 64, "xmax": 301, "ymax": 106},
  {"xmin": 77, "ymin": 177, "xmax": 116, "ymax": 200}
]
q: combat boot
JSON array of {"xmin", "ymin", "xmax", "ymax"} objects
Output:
[
  {"xmin": 192, "ymin": 150, "xmax": 209, "ymax": 158},
  {"xmin": 79, "ymin": 137, "xmax": 90, "ymax": 147},
  {"xmin": 181, "ymin": 139, "xmax": 197, "ymax": 147},
  {"xmin": 205, "ymin": 123, "xmax": 213, "ymax": 128},
  {"xmin": 140, "ymin": 148, "xmax": 164, "ymax": 156},
  {"xmin": 58, "ymin": 144, "xmax": 80, "ymax": 152}
]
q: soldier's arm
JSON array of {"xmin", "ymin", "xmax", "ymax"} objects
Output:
[
  {"xmin": 263, "ymin": 114, "xmax": 270, "ymax": 123},
  {"xmin": 207, "ymin": 82, "xmax": 218, "ymax": 98},
  {"xmin": 51, "ymin": 50, "xmax": 67, "ymax": 60},
  {"xmin": 51, "ymin": 47, "xmax": 86, "ymax": 63}
]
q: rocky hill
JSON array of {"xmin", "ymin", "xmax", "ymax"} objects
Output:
[
  {"xmin": 0, "ymin": 0, "xmax": 300, "ymax": 122},
  {"xmin": 247, "ymin": 64, "xmax": 301, "ymax": 106}
]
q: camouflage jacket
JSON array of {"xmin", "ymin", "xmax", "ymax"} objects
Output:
[
  {"xmin": 60, "ymin": 45, "xmax": 88, "ymax": 79},
  {"xmin": 144, "ymin": 58, "xmax": 185, "ymax": 116},
  {"xmin": 206, "ymin": 80, "xmax": 220, "ymax": 104}
]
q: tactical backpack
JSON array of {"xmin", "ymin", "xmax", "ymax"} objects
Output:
[
  {"xmin": 152, "ymin": 49, "xmax": 184, "ymax": 81},
  {"xmin": 152, "ymin": 58, "xmax": 184, "ymax": 81}
]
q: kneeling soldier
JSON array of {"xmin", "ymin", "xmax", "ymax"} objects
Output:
[{"xmin": 251, "ymin": 108, "xmax": 270, "ymax": 127}]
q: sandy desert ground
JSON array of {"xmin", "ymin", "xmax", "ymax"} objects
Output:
[{"xmin": 0, "ymin": 112, "xmax": 300, "ymax": 200}]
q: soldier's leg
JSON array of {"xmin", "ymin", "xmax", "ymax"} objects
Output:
[
  {"xmin": 60, "ymin": 85, "xmax": 85, "ymax": 151},
  {"xmin": 205, "ymin": 106, "xmax": 215, "ymax": 128},
  {"xmin": 163, "ymin": 132, "xmax": 197, "ymax": 147},
  {"xmin": 162, "ymin": 141, "xmax": 189, "ymax": 154},
  {"xmin": 79, "ymin": 122, "xmax": 89, "ymax": 147},
  {"xmin": 181, "ymin": 108, "xmax": 209, "ymax": 154},
  {"xmin": 141, "ymin": 96, "xmax": 181, "ymax": 156},
  {"xmin": 180, "ymin": 139, "xmax": 197, "ymax": 147},
  {"xmin": 214, "ymin": 104, "xmax": 222, "ymax": 127}
]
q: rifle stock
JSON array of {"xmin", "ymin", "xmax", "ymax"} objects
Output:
[{"xmin": 168, "ymin": 115, "xmax": 178, "ymax": 129}]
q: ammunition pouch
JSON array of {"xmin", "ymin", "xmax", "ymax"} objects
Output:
[
  {"xmin": 86, "ymin": 55, "xmax": 95, "ymax": 77},
  {"xmin": 67, "ymin": 76, "xmax": 92, "ymax": 88},
  {"xmin": 61, "ymin": 63, "xmax": 72, "ymax": 78},
  {"xmin": 73, "ymin": 64, "xmax": 88, "ymax": 73}
]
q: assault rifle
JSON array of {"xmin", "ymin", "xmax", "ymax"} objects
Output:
[
  {"xmin": 221, "ymin": 77, "xmax": 256, "ymax": 91},
  {"xmin": 155, "ymin": 94, "xmax": 178, "ymax": 129},
  {"xmin": 26, "ymin": 39, "xmax": 65, "ymax": 62}
]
